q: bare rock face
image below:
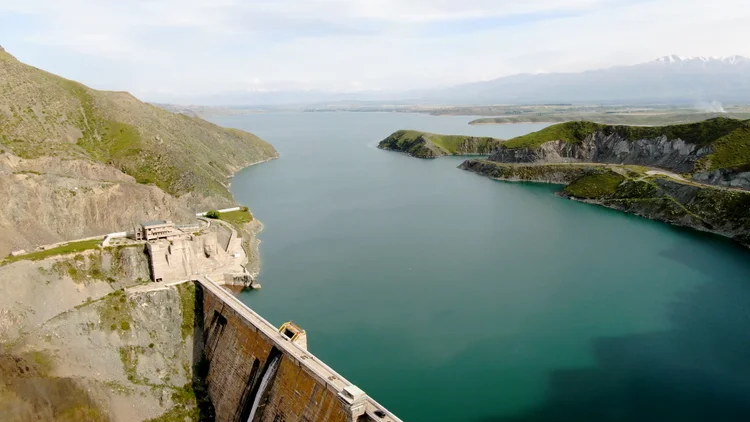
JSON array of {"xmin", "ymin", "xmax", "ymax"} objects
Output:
[
  {"xmin": 0, "ymin": 169, "xmax": 195, "ymax": 257},
  {"xmin": 693, "ymin": 168, "xmax": 750, "ymax": 190},
  {"xmin": 459, "ymin": 159, "xmax": 591, "ymax": 184},
  {"xmin": 490, "ymin": 132, "xmax": 713, "ymax": 173},
  {"xmin": 0, "ymin": 250, "xmax": 198, "ymax": 421}
]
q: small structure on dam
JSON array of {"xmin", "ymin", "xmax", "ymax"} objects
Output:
[
  {"xmin": 130, "ymin": 211, "xmax": 401, "ymax": 420},
  {"xmin": 196, "ymin": 275, "xmax": 401, "ymax": 422},
  {"xmin": 279, "ymin": 321, "xmax": 308, "ymax": 350},
  {"xmin": 132, "ymin": 220, "xmax": 184, "ymax": 241},
  {"xmin": 136, "ymin": 217, "xmax": 259, "ymax": 287}
]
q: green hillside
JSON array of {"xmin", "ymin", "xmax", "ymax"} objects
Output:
[
  {"xmin": 378, "ymin": 130, "xmax": 503, "ymax": 158},
  {"xmin": 502, "ymin": 121, "xmax": 604, "ymax": 149},
  {"xmin": 501, "ymin": 118, "xmax": 750, "ymax": 172},
  {"xmin": 0, "ymin": 48, "xmax": 277, "ymax": 202}
]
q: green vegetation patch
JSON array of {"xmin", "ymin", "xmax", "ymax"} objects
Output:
[
  {"xmin": 119, "ymin": 345, "xmax": 144, "ymax": 382},
  {"xmin": 423, "ymin": 132, "xmax": 500, "ymax": 154},
  {"xmin": 219, "ymin": 207, "xmax": 253, "ymax": 227},
  {"xmin": 379, "ymin": 130, "xmax": 502, "ymax": 157},
  {"xmin": 610, "ymin": 179, "xmax": 660, "ymax": 199},
  {"xmin": 500, "ymin": 118, "xmax": 750, "ymax": 173},
  {"xmin": 564, "ymin": 171, "xmax": 626, "ymax": 199},
  {"xmin": 503, "ymin": 121, "xmax": 603, "ymax": 149},
  {"xmin": 2, "ymin": 239, "xmax": 101, "ymax": 265},
  {"xmin": 700, "ymin": 125, "xmax": 750, "ymax": 171},
  {"xmin": 606, "ymin": 117, "xmax": 747, "ymax": 145},
  {"xmin": 21, "ymin": 350, "xmax": 54, "ymax": 375},
  {"xmin": 177, "ymin": 283, "xmax": 196, "ymax": 340},
  {"xmin": 56, "ymin": 79, "xmax": 182, "ymax": 195},
  {"xmin": 146, "ymin": 401, "xmax": 199, "ymax": 422},
  {"xmin": 501, "ymin": 117, "xmax": 748, "ymax": 149},
  {"xmin": 97, "ymin": 290, "xmax": 135, "ymax": 334},
  {"xmin": 690, "ymin": 185, "xmax": 750, "ymax": 223}
]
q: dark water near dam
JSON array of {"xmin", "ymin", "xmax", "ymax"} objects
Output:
[{"xmin": 210, "ymin": 112, "xmax": 750, "ymax": 422}]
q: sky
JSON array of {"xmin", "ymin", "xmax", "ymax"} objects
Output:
[{"xmin": 1, "ymin": 0, "xmax": 749, "ymax": 103}]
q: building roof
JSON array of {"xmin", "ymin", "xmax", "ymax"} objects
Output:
[{"xmin": 141, "ymin": 220, "xmax": 169, "ymax": 228}]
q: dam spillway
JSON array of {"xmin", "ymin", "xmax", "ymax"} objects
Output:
[{"xmin": 195, "ymin": 275, "xmax": 400, "ymax": 422}]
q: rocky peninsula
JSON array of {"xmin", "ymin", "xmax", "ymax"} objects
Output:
[
  {"xmin": 458, "ymin": 119, "xmax": 750, "ymax": 248},
  {"xmin": 378, "ymin": 130, "xmax": 503, "ymax": 158}
]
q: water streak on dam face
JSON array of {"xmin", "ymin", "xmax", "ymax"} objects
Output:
[
  {"xmin": 247, "ymin": 353, "xmax": 281, "ymax": 422},
  {"xmin": 194, "ymin": 276, "xmax": 401, "ymax": 422}
]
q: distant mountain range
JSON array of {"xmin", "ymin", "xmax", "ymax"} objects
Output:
[
  {"xmin": 425, "ymin": 55, "xmax": 750, "ymax": 105},
  {"xmin": 177, "ymin": 55, "xmax": 750, "ymax": 107}
]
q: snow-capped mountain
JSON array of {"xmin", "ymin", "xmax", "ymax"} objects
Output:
[
  {"xmin": 653, "ymin": 55, "xmax": 750, "ymax": 65},
  {"xmin": 425, "ymin": 55, "xmax": 750, "ymax": 105},
  {"xmin": 177, "ymin": 55, "xmax": 750, "ymax": 106}
]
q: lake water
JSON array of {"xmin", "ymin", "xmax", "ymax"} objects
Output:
[{"xmin": 208, "ymin": 112, "xmax": 750, "ymax": 422}]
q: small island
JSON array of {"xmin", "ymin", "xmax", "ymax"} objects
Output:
[{"xmin": 378, "ymin": 130, "xmax": 504, "ymax": 158}]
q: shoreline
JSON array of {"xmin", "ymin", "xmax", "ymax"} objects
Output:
[
  {"xmin": 224, "ymin": 152, "xmax": 280, "ymax": 290},
  {"xmin": 226, "ymin": 152, "xmax": 280, "ymax": 189},
  {"xmin": 459, "ymin": 159, "xmax": 750, "ymax": 250}
]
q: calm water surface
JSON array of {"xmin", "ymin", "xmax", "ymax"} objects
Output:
[{"xmin": 208, "ymin": 112, "xmax": 750, "ymax": 422}]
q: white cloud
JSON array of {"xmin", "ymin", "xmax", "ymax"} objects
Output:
[{"xmin": 1, "ymin": 0, "xmax": 749, "ymax": 101}]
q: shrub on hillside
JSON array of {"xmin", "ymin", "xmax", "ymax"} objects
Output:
[{"xmin": 205, "ymin": 210, "xmax": 220, "ymax": 219}]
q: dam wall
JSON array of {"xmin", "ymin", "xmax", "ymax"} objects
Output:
[{"xmin": 196, "ymin": 276, "xmax": 400, "ymax": 422}]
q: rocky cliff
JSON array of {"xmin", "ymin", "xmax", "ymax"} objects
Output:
[
  {"xmin": 490, "ymin": 119, "xmax": 750, "ymax": 190},
  {"xmin": 490, "ymin": 131, "xmax": 711, "ymax": 173},
  {"xmin": 692, "ymin": 166, "xmax": 750, "ymax": 191},
  {"xmin": 0, "ymin": 48, "xmax": 278, "ymax": 256},
  {"xmin": 0, "ymin": 246, "xmax": 208, "ymax": 421},
  {"xmin": 460, "ymin": 159, "xmax": 750, "ymax": 248},
  {"xmin": 459, "ymin": 159, "xmax": 593, "ymax": 184},
  {"xmin": 378, "ymin": 130, "xmax": 503, "ymax": 158}
]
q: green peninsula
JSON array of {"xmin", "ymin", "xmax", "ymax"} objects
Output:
[
  {"xmin": 456, "ymin": 118, "xmax": 750, "ymax": 248},
  {"xmin": 378, "ymin": 130, "xmax": 503, "ymax": 158}
]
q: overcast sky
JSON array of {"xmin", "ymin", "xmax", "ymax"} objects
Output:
[{"xmin": 1, "ymin": 0, "xmax": 748, "ymax": 102}]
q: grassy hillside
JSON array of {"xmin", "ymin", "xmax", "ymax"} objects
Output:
[
  {"xmin": 502, "ymin": 118, "xmax": 750, "ymax": 172},
  {"xmin": 0, "ymin": 48, "xmax": 278, "ymax": 255},
  {"xmin": 379, "ymin": 130, "xmax": 503, "ymax": 158},
  {"xmin": 502, "ymin": 121, "xmax": 604, "ymax": 149},
  {"xmin": 0, "ymin": 48, "xmax": 277, "ymax": 202}
]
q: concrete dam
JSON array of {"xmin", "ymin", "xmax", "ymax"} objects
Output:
[{"xmin": 195, "ymin": 275, "xmax": 401, "ymax": 422}]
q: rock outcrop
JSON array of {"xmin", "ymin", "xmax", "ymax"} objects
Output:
[
  {"xmin": 692, "ymin": 167, "xmax": 750, "ymax": 190},
  {"xmin": 490, "ymin": 119, "xmax": 750, "ymax": 191},
  {"xmin": 459, "ymin": 160, "xmax": 593, "ymax": 185},
  {"xmin": 0, "ymin": 247, "xmax": 204, "ymax": 421},
  {"xmin": 0, "ymin": 167, "xmax": 195, "ymax": 257},
  {"xmin": 490, "ymin": 132, "xmax": 712, "ymax": 173}
]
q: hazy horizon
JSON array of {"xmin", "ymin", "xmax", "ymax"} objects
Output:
[{"xmin": 2, "ymin": 0, "xmax": 749, "ymax": 104}]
